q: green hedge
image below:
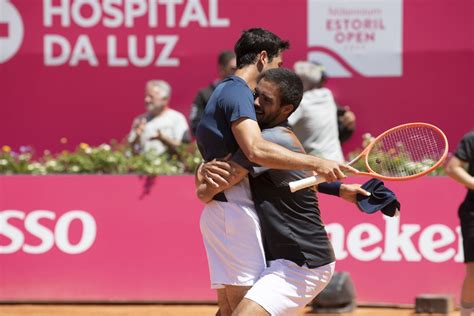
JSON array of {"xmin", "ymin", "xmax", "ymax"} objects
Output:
[{"xmin": 0, "ymin": 142, "xmax": 202, "ymax": 175}]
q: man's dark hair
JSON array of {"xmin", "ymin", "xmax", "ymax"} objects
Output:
[
  {"xmin": 257, "ymin": 68, "xmax": 303, "ymax": 114},
  {"xmin": 218, "ymin": 50, "xmax": 235, "ymax": 67},
  {"xmin": 234, "ymin": 28, "xmax": 290, "ymax": 69}
]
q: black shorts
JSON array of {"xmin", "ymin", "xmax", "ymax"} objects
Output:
[{"xmin": 459, "ymin": 200, "xmax": 474, "ymax": 263}]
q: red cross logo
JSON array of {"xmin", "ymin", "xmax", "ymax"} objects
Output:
[
  {"xmin": 0, "ymin": 21, "xmax": 9, "ymax": 38},
  {"xmin": 0, "ymin": 0, "xmax": 24, "ymax": 64}
]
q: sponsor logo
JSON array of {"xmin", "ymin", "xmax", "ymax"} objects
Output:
[
  {"xmin": 307, "ymin": 0, "xmax": 403, "ymax": 77},
  {"xmin": 42, "ymin": 0, "xmax": 229, "ymax": 67},
  {"xmin": 327, "ymin": 216, "xmax": 463, "ymax": 263},
  {"xmin": 0, "ymin": 210, "xmax": 97, "ymax": 254}
]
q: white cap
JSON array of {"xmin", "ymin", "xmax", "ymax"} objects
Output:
[{"xmin": 293, "ymin": 61, "xmax": 324, "ymax": 85}]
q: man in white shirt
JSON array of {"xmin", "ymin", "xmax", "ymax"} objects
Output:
[
  {"xmin": 128, "ymin": 80, "xmax": 191, "ymax": 155},
  {"xmin": 290, "ymin": 61, "xmax": 345, "ymax": 163}
]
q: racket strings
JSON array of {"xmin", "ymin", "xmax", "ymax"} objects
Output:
[{"xmin": 367, "ymin": 127, "xmax": 446, "ymax": 177}]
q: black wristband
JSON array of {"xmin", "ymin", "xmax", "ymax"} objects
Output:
[{"xmin": 317, "ymin": 181, "xmax": 342, "ymax": 196}]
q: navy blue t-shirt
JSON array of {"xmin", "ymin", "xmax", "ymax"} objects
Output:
[{"xmin": 195, "ymin": 76, "xmax": 256, "ymax": 161}]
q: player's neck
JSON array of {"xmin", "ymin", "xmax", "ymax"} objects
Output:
[
  {"xmin": 273, "ymin": 117, "xmax": 288, "ymax": 128},
  {"xmin": 235, "ymin": 66, "xmax": 259, "ymax": 92},
  {"xmin": 261, "ymin": 117, "xmax": 288, "ymax": 130}
]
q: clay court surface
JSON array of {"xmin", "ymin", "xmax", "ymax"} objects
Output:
[{"xmin": 0, "ymin": 305, "xmax": 458, "ymax": 316}]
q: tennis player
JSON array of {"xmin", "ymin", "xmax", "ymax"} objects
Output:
[
  {"xmin": 197, "ymin": 68, "xmax": 368, "ymax": 316},
  {"xmin": 195, "ymin": 28, "xmax": 356, "ymax": 314}
]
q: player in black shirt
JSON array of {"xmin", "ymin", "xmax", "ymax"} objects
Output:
[{"xmin": 447, "ymin": 131, "xmax": 474, "ymax": 316}]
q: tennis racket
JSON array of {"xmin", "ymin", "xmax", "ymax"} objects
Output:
[{"xmin": 289, "ymin": 122, "xmax": 449, "ymax": 193}]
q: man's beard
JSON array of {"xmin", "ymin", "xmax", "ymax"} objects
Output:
[{"xmin": 146, "ymin": 103, "xmax": 164, "ymax": 112}]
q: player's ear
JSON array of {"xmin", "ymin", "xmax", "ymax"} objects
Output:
[
  {"xmin": 282, "ymin": 104, "xmax": 294, "ymax": 115},
  {"xmin": 258, "ymin": 51, "xmax": 268, "ymax": 64}
]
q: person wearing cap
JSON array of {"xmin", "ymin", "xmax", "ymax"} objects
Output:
[
  {"xmin": 446, "ymin": 131, "xmax": 474, "ymax": 316},
  {"xmin": 290, "ymin": 61, "xmax": 355, "ymax": 163}
]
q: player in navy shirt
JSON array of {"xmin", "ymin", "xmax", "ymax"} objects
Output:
[
  {"xmin": 195, "ymin": 28, "xmax": 356, "ymax": 315},
  {"xmin": 197, "ymin": 68, "xmax": 368, "ymax": 316}
]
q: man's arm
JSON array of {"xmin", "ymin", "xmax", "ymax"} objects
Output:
[
  {"xmin": 195, "ymin": 162, "xmax": 220, "ymax": 203},
  {"xmin": 446, "ymin": 156, "xmax": 474, "ymax": 190},
  {"xmin": 129, "ymin": 132, "xmax": 141, "ymax": 151},
  {"xmin": 149, "ymin": 131, "xmax": 181, "ymax": 155},
  {"xmin": 128, "ymin": 117, "xmax": 146, "ymax": 153},
  {"xmin": 195, "ymin": 160, "xmax": 249, "ymax": 203},
  {"xmin": 150, "ymin": 116, "xmax": 191, "ymax": 154},
  {"xmin": 231, "ymin": 118, "xmax": 355, "ymax": 182}
]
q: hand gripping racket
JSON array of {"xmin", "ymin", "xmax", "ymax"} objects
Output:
[{"xmin": 289, "ymin": 122, "xmax": 449, "ymax": 193}]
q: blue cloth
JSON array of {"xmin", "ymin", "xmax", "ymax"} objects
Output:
[
  {"xmin": 356, "ymin": 179, "xmax": 400, "ymax": 217},
  {"xmin": 195, "ymin": 75, "xmax": 256, "ymax": 162}
]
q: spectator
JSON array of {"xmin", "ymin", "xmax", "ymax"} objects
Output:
[
  {"xmin": 446, "ymin": 130, "xmax": 474, "ymax": 316},
  {"xmin": 290, "ymin": 61, "xmax": 345, "ymax": 162},
  {"xmin": 338, "ymin": 104, "xmax": 356, "ymax": 143},
  {"xmin": 128, "ymin": 80, "xmax": 191, "ymax": 155},
  {"xmin": 189, "ymin": 50, "xmax": 236, "ymax": 135}
]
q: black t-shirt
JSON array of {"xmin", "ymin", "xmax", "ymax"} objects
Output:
[
  {"xmin": 455, "ymin": 131, "xmax": 474, "ymax": 201},
  {"xmin": 233, "ymin": 121, "xmax": 335, "ymax": 268},
  {"xmin": 189, "ymin": 82, "xmax": 218, "ymax": 136}
]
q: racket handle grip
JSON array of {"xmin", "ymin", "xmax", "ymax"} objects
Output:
[{"xmin": 289, "ymin": 176, "xmax": 324, "ymax": 193}]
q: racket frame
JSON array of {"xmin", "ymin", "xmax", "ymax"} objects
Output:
[
  {"xmin": 288, "ymin": 122, "xmax": 449, "ymax": 193},
  {"xmin": 349, "ymin": 122, "xmax": 449, "ymax": 181}
]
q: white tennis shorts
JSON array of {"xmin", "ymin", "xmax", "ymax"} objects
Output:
[
  {"xmin": 245, "ymin": 259, "xmax": 336, "ymax": 316},
  {"xmin": 199, "ymin": 177, "xmax": 266, "ymax": 289}
]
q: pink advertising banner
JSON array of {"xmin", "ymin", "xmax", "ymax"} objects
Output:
[
  {"xmin": 0, "ymin": 175, "xmax": 467, "ymax": 304},
  {"xmin": 0, "ymin": 0, "xmax": 473, "ymax": 154}
]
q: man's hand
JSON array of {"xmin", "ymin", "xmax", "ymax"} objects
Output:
[
  {"xmin": 134, "ymin": 118, "xmax": 146, "ymax": 137},
  {"xmin": 149, "ymin": 129, "xmax": 162, "ymax": 141},
  {"xmin": 315, "ymin": 158, "xmax": 358, "ymax": 182},
  {"xmin": 339, "ymin": 184, "xmax": 370, "ymax": 204},
  {"xmin": 340, "ymin": 106, "xmax": 356, "ymax": 130},
  {"xmin": 199, "ymin": 158, "xmax": 235, "ymax": 188},
  {"xmin": 196, "ymin": 157, "xmax": 249, "ymax": 203}
]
